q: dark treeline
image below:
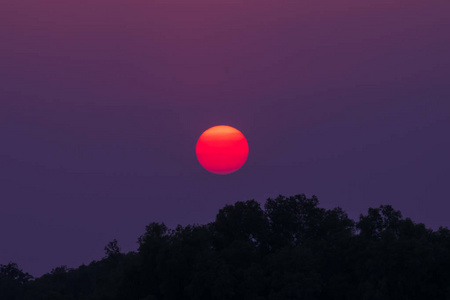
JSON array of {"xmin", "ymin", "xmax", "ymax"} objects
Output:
[{"xmin": 2, "ymin": 194, "xmax": 450, "ymax": 300}]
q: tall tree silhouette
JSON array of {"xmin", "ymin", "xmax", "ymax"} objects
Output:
[{"xmin": 3, "ymin": 194, "xmax": 450, "ymax": 300}]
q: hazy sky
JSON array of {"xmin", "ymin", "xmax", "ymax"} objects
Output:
[{"xmin": 1, "ymin": 0, "xmax": 449, "ymax": 276}]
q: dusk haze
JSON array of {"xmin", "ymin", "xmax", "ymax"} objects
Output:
[{"xmin": 1, "ymin": 0, "xmax": 450, "ymax": 298}]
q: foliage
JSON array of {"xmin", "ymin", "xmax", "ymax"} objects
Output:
[{"xmin": 3, "ymin": 194, "xmax": 450, "ymax": 299}]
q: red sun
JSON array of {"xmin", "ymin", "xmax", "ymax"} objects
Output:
[{"xmin": 196, "ymin": 125, "xmax": 249, "ymax": 175}]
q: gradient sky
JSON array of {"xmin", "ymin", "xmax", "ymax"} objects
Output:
[{"xmin": 1, "ymin": 0, "xmax": 449, "ymax": 276}]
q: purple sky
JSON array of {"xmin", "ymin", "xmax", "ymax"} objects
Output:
[{"xmin": 1, "ymin": 0, "xmax": 449, "ymax": 276}]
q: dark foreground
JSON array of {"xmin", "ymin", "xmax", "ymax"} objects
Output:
[{"xmin": 2, "ymin": 194, "xmax": 450, "ymax": 300}]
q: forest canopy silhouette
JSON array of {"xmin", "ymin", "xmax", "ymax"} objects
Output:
[{"xmin": 2, "ymin": 194, "xmax": 450, "ymax": 300}]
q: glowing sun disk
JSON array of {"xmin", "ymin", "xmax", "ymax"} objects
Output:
[{"xmin": 196, "ymin": 125, "xmax": 249, "ymax": 175}]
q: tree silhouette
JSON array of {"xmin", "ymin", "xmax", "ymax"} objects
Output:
[
  {"xmin": 0, "ymin": 262, "xmax": 32, "ymax": 300},
  {"xmin": 104, "ymin": 239, "xmax": 121, "ymax": 259},
  {"xmin": 2, "ymin": 194, "xmax": 450, "ymax": 300}
]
